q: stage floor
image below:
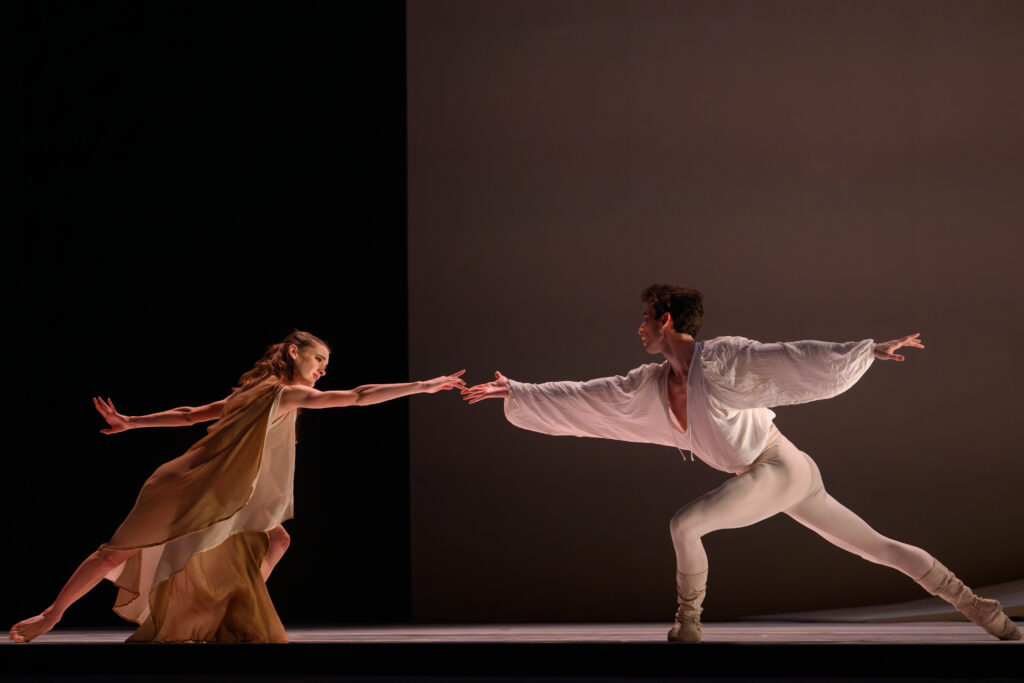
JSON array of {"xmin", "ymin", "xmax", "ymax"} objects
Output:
[
  {"xmin": 3, "ymin": 622, "xmax": 1021, "ymax": 682},
  {"xmin": 13, "ymin": 621, "xmax": 1023, "ymax": 644}
]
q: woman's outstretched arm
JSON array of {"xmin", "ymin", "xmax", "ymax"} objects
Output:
[
  {"xmin": 278, "ymin": 370, "xmax": 466, "ymax": 412},
  {"xmin": 93, "ymin": 396, "xmax": 229, "ymax": 434}
]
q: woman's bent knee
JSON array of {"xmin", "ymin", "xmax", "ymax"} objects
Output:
[
  {"xmin": 96, "ymin": 547, "xmax": 136, "ymax": 571},
  {"xmin": 269, "ymin": 525, "xmax": 290, "ymax": 549}
]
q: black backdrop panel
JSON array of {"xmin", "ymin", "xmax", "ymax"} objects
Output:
[{"xmin": 13, "ymin": 1, "xmax": 409, "ymax": 627}]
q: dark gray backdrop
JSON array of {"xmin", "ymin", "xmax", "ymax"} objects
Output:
[{"xmin": 408, "ymin": 0, "xmax": 1024, "ymax": 622}]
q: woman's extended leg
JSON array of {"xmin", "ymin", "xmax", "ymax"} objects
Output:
[
  {"xmin": 9, "ymin": 546, "xmax": 138, "ymax": 643},
  {"xmin": 785, "ymin": 475, "xmax": 1020, "ymax": 640},
  {"xmin": 260, "ymin": 524, "xmax": 290, "ymax": 581}
]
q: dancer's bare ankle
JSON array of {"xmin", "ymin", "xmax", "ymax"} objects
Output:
[{"xmin": 10, "ymin": 611, "xmax": 59, "ymax": 643}]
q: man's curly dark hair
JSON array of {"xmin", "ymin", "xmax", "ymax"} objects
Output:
[{"xmin": 641, "ymin": 284, "xmax": 704, "ymax": 337}]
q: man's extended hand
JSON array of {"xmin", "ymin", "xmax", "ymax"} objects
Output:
[
  {"xmin": 461, "ymin": 371, "xmax": 510, "ymax": 404},
  {"xmin": 874, "ymin": 333, "xmax": 924, "ymax": 361}
]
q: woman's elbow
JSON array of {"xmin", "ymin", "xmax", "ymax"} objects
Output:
[{"xmin": 184, "ymin": 406, "xmax": 217, "ymax": 425}]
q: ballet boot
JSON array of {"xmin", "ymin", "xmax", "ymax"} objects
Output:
[
  {"xmin": 667, "ymin": 569, "xmax": 707, "ymax": 643},
  {"xmin": 916, "ymin": 560, "xmax": 1021, "ymax": 641}
]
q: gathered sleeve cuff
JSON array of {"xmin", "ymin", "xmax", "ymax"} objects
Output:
[{"xmin": 700, "ymin": 337, "xmax": 876, "ymax": 409}]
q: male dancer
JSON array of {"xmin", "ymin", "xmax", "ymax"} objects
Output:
[{"xmin": 462, "ymin": 284, "xmax": 1019, "ymax": 642}]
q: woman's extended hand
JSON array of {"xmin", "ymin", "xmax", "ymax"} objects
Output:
[
  {"xmin": 93, "ymin": 397, "xmax": 132, "ymax": 434},
  {"xmin": 461, "ymin": 371, "xmax": 510, "ymax": 404},
  {"xmin": 874, "ymin": 333, "xmax": 925, "ymax": 361},
  {"xmin": 421, "ymin": 370, "xmax": 467, "ymax": 394}
]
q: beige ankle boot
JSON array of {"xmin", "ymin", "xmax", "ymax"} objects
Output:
[
  {"xmin": 667, "ymin": 569, "xmax": 707, "ymax": 643},
  {"xmin": 916, "ymin": 560, "xmax": 1021, "ymax": 640}
]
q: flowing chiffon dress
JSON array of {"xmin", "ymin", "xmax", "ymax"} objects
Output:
[{"xmin": 100, "ymin": 380, "xmax": 295, "ymax": 642}]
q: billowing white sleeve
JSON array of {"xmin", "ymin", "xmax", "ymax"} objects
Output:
[
  {"xmin": 701, "ymin": 336, "xmax": 876, "ymax": 409},
  {"xmin": 503, "ymin": 365, "xmax": 660, "ymax": 443}
]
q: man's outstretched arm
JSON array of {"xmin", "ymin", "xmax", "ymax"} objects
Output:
[
  {"xmin": 462, "ymin": 366, "xmax": 663, "ymax": 446},
  {"xmin": 702, "ymin": 333, "xmax": 924, "ymax": 410}
]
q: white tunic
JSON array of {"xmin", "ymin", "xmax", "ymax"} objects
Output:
[{"xmin": 504, "ymin": 337, "xmax": 876, "ymax": 473}]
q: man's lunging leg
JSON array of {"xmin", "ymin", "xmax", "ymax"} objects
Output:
[
  {"xmin": 786, "ymin": 488, "xmax": 1021, "ymax": 640},
  {"xmin": 668, "ymin": 441, "xmax": 814, "ymax": 642}
]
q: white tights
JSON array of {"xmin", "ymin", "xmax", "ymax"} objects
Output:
[{"xmin": 670, "ymin": 426, "xmax": 935, "ymax": 580}]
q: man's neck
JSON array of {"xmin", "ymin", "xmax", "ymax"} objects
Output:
[{"xmin": 662, "ymin": 334, "xmax": 697, "ymax": 382}]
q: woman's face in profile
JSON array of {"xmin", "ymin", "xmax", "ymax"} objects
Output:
[{"xmin": 291, "ymin": 343, "xmax": 330, "ymax": 387}]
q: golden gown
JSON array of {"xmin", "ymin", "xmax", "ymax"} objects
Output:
[{"xmin": 101, "ymin": 380, "xmax": 295, "ymax": 642}]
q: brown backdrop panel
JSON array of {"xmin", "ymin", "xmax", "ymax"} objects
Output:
[{"xmin": 408, "ymin": 0, "xmax": 1024, "ymax": 622}]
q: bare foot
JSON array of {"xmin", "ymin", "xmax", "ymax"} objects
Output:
[{"xmin": 9, "ymin": 611, "xmax": 59, "ymax": 643}]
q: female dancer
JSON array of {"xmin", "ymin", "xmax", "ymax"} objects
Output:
[
  {"xmin": 462, "ymin": 285, "xmax": 1019, "ymax": 642},
  {"xmin": 11, "ymin": 330, "xmax": 465, "ymax": 643}
]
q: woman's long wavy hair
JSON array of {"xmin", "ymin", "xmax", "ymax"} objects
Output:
[{"xmin": 236, "ymin": 330, "xmax": 330, "ymax": 392}]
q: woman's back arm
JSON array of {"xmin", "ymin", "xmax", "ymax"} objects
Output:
[{"xmin": 94, "ymin": 396, "xmax": 229, "ymax": 433}]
